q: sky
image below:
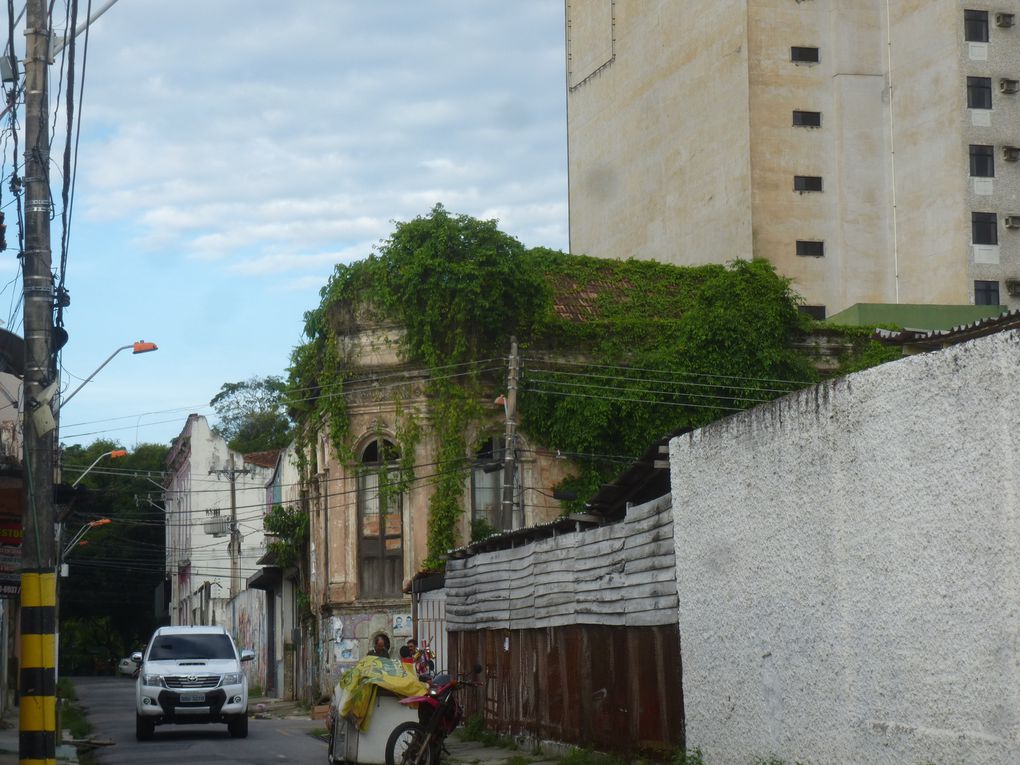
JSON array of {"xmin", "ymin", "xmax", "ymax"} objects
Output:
[{"xmin": 0, "ymin": 1, "xmax": 569, "ymax": 448}]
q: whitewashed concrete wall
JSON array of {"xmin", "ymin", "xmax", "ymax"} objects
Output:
[
  {"xmin": 229, "ymin": 586, "xmax": 267, "ymax": 692},
  {"xmin": 165, "ymin": 415, "xmax": 274, "ymax": 626},
  {"xmin": 671, "ymin": 330, "xmax": 1020, "ymax": 765}
]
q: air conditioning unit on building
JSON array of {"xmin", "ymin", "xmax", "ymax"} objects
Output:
[
  {"xmin": 1007, "ymin": 279, "xmax": 1020, "ymax": 296},
  {"xmin": 203, "ymin": 517, "xmax": 230, "ymax": 536},
  {"xmin": 1004, "ymin": 146, "xmax": 1020, "ymax": 162},
  {"xmin": 1000, "ymin": 78, "xmax": 1020, "ymax": 94},
  {"xmin": 1004, "ymin": 215, "xmax": 1020, "ymax": 229},
  {"xmin": 996, "ymin": 12, "xmax": 1015, "ymax": 28}
]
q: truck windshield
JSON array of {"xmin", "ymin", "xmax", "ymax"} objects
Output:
[{"xmin": 147, "ymin": 634, "xmax": 236, "ymax": 661}]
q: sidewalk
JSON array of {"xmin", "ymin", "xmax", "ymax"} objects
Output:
[
  {"xmin": 0, "ymin": 704, "xmax": 79, "ymax": 764},
  {"xmin": 445, "ymin": 737, "xmax": 565, "ymax": 765},
  {"xmin": 248, "ymin": 696, "xmax": 567, "ymax": 765}
]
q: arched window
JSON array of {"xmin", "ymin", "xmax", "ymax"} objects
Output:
[{"xmin": 357, "ymin": 438, "xmax": 403, "ymax": 598}]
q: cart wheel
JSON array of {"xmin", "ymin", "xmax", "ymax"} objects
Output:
[{"xmin": 385, "ymin": 721, "xmax": 433, "ymax": 765}]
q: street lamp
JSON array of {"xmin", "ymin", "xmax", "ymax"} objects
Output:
[
  {"xmin": 29, "ymin": 341, "xmax": 158, "ymax": 437},
  {"xmin": 70, "ymin": 448, "xmax": 127, "ymax": 488},
  {"xmin": 61, "ymin": 341, "xmax": 158, "ymax": 408},
  {"xmin": 62, "ymin": 518, "xmax": 111, "ymax": 559}
]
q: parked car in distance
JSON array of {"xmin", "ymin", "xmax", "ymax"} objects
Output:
[
  {"xmin": 117, "ymin": 657, "xmax": 136, "ymax": 676},
  {"xmin": 133, "ymin": 625, "xmax": 254, "ymax": 741}
]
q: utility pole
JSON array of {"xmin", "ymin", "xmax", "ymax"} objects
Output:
[
  {"xmin": 21, "ymin": 0, "xmax": 57, "ymax": 762},
  {"xmin": 210, "ymin": 457, "xmax": 251, "ymax": 599},
  {"xmin": 500, "ymin": 337, "xmax": 520, "ymax": 530}
]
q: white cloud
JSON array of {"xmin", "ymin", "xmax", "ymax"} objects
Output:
[{"xmin": 24, "ymin": 0, "xmax": 569, "ymax": 446}]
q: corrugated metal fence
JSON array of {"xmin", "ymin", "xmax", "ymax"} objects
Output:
[
  {"xmin": 417, "ymin": 588, "xmax": 448, "ymax": 672},
  {"xmin": 445, "ymin": 495, "xmax": 683, "ymax": 756}
]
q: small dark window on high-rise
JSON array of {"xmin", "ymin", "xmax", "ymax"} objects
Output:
[
  {"xmin": 794, "ymin": 175, "xmax": 823, "ymax": 192},
  {"xmin": 968, "ymin": 76, "xmax": 993, "ymax": 109},
  {"xmin": 972, "ymin": 212, "xmax": 998, "ymax": 245},
  {"xmin": 965, "ymin": 9, "xmax": 990, "ymax": 42},
  {"xmin": 792, "ymin": 110, "xmax": 822, "ymax": 127},
  {"xmin": 791, "ymin": 46, "xmax": 820, "ymax": 63},
  {"xmin": 975, "ymin": 280, "xmax": 1000, "ymax": 305},
  {"xmin": 970, "ymin": 145, "xmax": 995, "ymax": 177},
  {"xmin": 796, "ymin": 240, "xmax": 825, "ymax": 257},
  {"xmin": 799, "ymin": 305, "xmax": 827, "ymax": 321}
]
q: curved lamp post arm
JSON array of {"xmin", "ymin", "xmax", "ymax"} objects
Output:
[
  {"xmin": 62, "ymin": 518, "xmax": 111, "ymax": 560},
  {"xmin": 60, "ymin": 341, "xmax": 157, "ymax": 409},
  {"xmin": 70, "ymin": 448, "xmax": 127, "ymax": 488}
]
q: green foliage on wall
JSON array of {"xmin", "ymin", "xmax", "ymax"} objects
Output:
[
  {"xmin": 263, "ymin": 503, "xmax": 310, "ymax": 570},
  {"xmin": 290, "ymin": 205, "xmax": 548, "ymax": 569},
  {"xmin": 519, "ymin": 251, "xmax": 820, "ymax": 508},
  {"xmin": 289, "ymin": 204, "xmax": 895, "ymax": 566}
]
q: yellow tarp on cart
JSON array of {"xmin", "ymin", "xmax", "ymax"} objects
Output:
[{"xmin": 339, "ymin": 656, "xmax": 427, "ymax": 731}]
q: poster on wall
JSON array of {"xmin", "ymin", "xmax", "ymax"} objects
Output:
[
  {"xmin": 392, "ymin": 614, "xmax": 412, "ymax": 637},
  {"xmin": 0, "ymin": 518, "xmax": 21, "ymax": 598}
]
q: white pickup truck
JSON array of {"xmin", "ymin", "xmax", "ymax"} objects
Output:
[{"xmin": 133, "ymin": 625, "xmax": 255, "ymax": 740}]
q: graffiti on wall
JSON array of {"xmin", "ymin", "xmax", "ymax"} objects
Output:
[{"xmin": 231, "ymin": 589, "xmax": 267, "ymax": 690}]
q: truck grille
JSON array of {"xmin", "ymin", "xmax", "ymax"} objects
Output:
[{"xmin": 165, "ymin": 675, "xmax": 221, "ymax": 689}]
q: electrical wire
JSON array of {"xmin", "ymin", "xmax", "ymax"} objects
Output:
[
  {"xmin": 59, "ymin": 359, "xmax": 507, "ymax": 440},
  {"xmin": 522, "ymin": 356, "xmax": 816, "ymax": 388}
]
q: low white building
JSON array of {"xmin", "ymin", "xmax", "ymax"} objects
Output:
[
  {"xmin": 164, "ymin": 415, "xmax": 273, "ymax": 628},
  {"xmin": 671, "ymin": 328, "xmax": 1020, "ymax": 765}
]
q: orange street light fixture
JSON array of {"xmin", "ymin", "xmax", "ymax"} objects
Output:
[
  {"xmin": 71, "ymin": 448, "xmax": 127, "ymax": 488},
  {"xmin": 62, "ymin": 517, "xmax": 112, "ymax": 559},
  {"xmin": 60, "ymin": 340, "xmax": 158, "ymax": 408}
]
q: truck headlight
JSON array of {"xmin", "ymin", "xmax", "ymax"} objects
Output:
[
  {"xmin": 141, "ymin": 674, "xmax": 164, "ymax": 687},
  {"xmin": 221, "ymin": 672, "xmax": 242, "ymax": 686}
]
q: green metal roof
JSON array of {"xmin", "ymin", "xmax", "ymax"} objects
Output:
[{"xmin": 825, "ymin": 303, "xmax": 1007, "ymax": 331}]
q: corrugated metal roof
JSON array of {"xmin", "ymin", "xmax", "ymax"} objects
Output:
[
  {"xmin": 875, "ymin": 308, "xmax": 1020, "ymax": 350},
  {"xmin": 243, "ymin": 449, "xmax": 281, "ymax": 469}
]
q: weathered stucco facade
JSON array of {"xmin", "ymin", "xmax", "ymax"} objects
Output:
[
  {"xmin": 671, "ymin": 329, "xmax": 1020, "ymax": 764},
  {"xmin": 566, "ymin": 0, "xmax": 1020, "ymax": 315},
  {"xmin": 307, "ymin": 317, "xmax": 575, "ymax": 693}
]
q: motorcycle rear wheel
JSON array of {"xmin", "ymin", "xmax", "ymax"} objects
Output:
[{"xmin": 385, "ymin": 721, "xmax": 436, "ymax": 765}]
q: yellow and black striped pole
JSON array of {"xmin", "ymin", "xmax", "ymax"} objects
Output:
[
  {"xmin": 20, "ymin": 0, "xmax": 58, "ymax": 760},
  {"xmin": 19, "ymin": 570, "xmax": 56, "ymax": 765}
]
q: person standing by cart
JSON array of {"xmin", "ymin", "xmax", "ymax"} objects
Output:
[{"xmin": 368, "ymin": 633, "xmax": 391, "ymax": 658}]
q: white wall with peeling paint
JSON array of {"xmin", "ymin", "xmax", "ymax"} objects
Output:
[{"xmin": 671, "ymin": 330, "xmax": 1020, "ymax": 765}]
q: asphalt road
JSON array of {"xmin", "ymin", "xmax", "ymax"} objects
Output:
[{"xmin": 71, "ymin": 676, "xmax": 328, "ymax": 765}]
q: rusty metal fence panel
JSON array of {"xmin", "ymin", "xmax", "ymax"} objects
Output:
[{"xmin": 449, "ymin": 623, "xmax": 683, "ymax": 757}]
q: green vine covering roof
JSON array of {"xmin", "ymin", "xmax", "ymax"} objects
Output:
[{"xmin": 288, "ymin": 204, "xmax": 885, "ymax": 567}]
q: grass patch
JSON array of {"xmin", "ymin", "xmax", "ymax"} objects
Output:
[
  {"xmin": 672, "ymin": 749, "xmax": 705, "ymax": 765},
  {"xmin": 56, "ymin": 678, "xmax": 99, "ymax": 764},
  {"xmin": 457, "ymin": 714, "xmax": 518, "ymax": 749},
  {"xmin": 56, "ymin": 678, "xmax": 91, "ymax": 740}
]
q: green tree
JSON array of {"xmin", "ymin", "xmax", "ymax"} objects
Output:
[
  {"xmin": 59, "ymin": 440, "xmax": 169, "ymax": 672},
  {"xmin": 210, "ymin": 375, "xmax": 293, "ymax": 453}
]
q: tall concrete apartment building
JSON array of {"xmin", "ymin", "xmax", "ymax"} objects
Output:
[{"xmin": 566, "ymin": 1, "xmax": 1020, "ymax": 318}]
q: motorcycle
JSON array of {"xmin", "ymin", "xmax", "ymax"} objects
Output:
[{"xmin": 383, "ymin": 665, "xmax": 482, "ymax": 765}]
